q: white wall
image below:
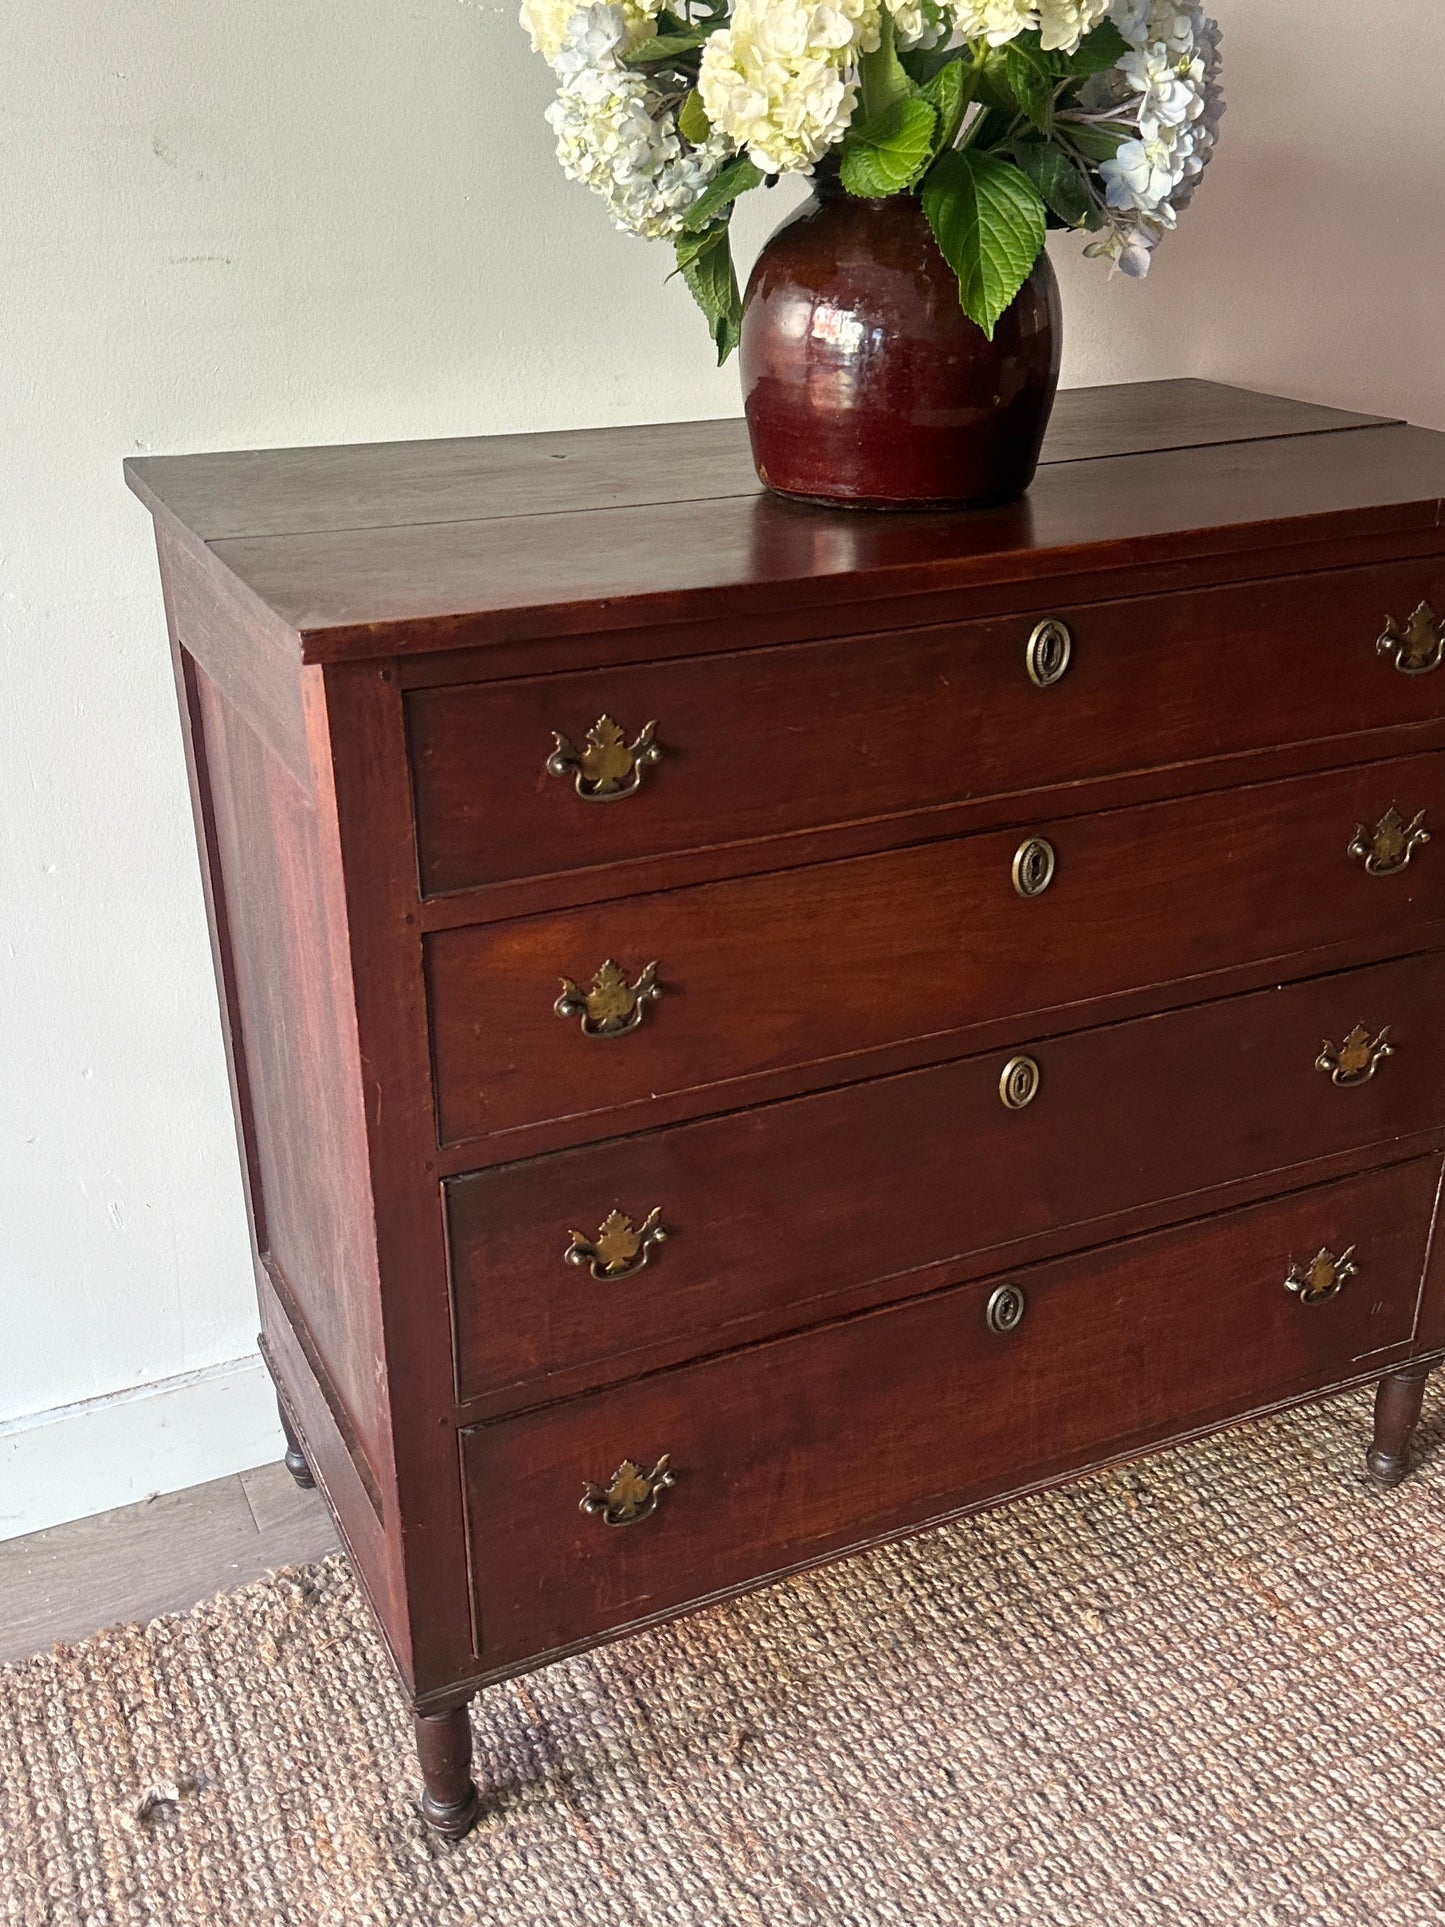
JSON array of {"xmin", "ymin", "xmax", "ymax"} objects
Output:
[{"xmin": 3, "ymin": 0, "xmax": 1442, "ymax": 1541}]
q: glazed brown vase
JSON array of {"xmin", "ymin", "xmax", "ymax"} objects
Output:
[{"xmin": 740, "ymin": 179, "xmax": 1062, "ymax": 509}]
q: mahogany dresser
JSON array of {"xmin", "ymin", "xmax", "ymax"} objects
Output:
[{"xmin": 128, "ymin": 380, "xmax": 1445, "ymax": 1838}]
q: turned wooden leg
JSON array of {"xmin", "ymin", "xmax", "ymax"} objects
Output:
[
  {"xmin": 1367, "ymin": 1363, "xmax": 1436, "ymax": 1489},
  {"xmin": 414, "ymin": 1703, "xmax": 480, "ymax": 1838},
  {"xmin": 276, "ymin": 1399, "xmax": 315, "ymax": 1490}
]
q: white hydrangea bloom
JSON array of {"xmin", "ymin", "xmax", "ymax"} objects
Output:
[
  {"xmin": 521, "ymin": 0, "xmax": 656, "ymax": 65},
  {"xmin": 545, "ymin": 4, "xmax": 730, "ymax": 238},
  {"xmin": 947, "ymin": 0, "xmax": 1107, "ymax": 53},
  {"xmin": 1083, "ymin": 0, "xmax": 1223, "ymax": 275},
  {"xmin": 947, "ymin": 0, "xmax": 1032, "ymax": 44},
  {"xmin": 1107, "ymin": 0, "xmax": 1149, "ymax": 38},
  {"xmin": 699, "ymin": 0, "xmax": 883, "ymax": 175},
  {"xmin": 1117, "ymin": 44, "xmax": 1203, "ymax": 140},
  {"xmin": 1037, "ymin": 0, "xmax": 1111, "ymax": 52},
  {"xmin": 887, "ymin": 0, "xmax": 947, "ymax": 50}
]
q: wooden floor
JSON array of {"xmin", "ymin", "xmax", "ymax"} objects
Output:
[{"xmin": 0, "ymin": 1461, "xmax": 340, "ymax": 1666}]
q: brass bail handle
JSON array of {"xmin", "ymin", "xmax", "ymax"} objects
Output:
[
  {"xmin": 547, "ymin": 714, "xmax": 662, "ymax": 801},
  {"xmin": 1285, "ymin": 1245, "xmax": 1358, "ymax": 1305},
  {"xmin": 565, "ymin": 1207, "xmax": 667, "ymax": 1282},
  {"xmin": 580, "ymin": 1455, "xmax": 674, "ymax": 1527},
  {"xmin": 1316, "ymin": 1025, "xmax": 1394, "ymax": 1088},
  {"xmin": 1348, "ymin": 808, "xmax": 1431, "ymax": 877},
  {"xmin": 556, "ymin": 960, "xmax": 661, "ymax": 1039},
  {"xmin": 1378, "ymin": 602, "xmax": 1445, "ymax": 676}
]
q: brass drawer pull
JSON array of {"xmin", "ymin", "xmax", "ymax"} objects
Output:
[
  {"xmin": 581, "ymin": 1455, "xmax": 674, "ymax": 1527},
  {"xmin": 1285, "ymin": 1245, "xmax": 1358, "ymax": 1305},
  {"xmin": 556, "ymin": 960, "xmax": 661, "ymax": 1039},
  {"xmin": 566, "ymin": 1207, "xmax": 667, "ymax": 1281},
  {"xmin": 1378, "ymin": 602, "xmax": 1445, "ymax": 675},
  {"xmin": 1012, "ymin": 836, "xmax": 1057, "ymax": 899},
  {"xmin": 1316, "ymin": 1024, "xmax": 1394, "ymax": 1088},
  {"xmin": 547, "ymin": 713, "xmax": 661, "ymax": 801},
  {"xmin": 999, "ymin": 1055, "xmax": 1041, "ymax": 1110},
  {"xmin": 986, "ymin": 1284, "xmax": 1026, "ymax": 1334},
  {"xmin": 1026, "ymin": 618, "xmax": 1072, "ymax": 688},
  {"xmin": 1349, "ymin": 808, "xmax": 1430, "ymax": 877}
]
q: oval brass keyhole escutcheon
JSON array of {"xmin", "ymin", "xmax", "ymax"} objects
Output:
[
  {"xmin": 1012, "ymin": 836, "xmax": 1057, "ymax": 899},
  {"xmin": 999, "ymin": 1055, "xmax": 1041, "ymax": 1110},
  {"xmin": 987, "ymin": 1284, "xmax": 1026, "ymax": 1334},
  {"xmin": 1026, "ymin": 618, "xmax": 1073, "ymax": 688}
]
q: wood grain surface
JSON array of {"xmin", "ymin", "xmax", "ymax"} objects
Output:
[
  {"xmin": 125, "ymin": 385, "xmax": 1445, "ymax": 662},
  {"xmin": 409, "ymin": 556, "xmax": 1445, "ymax": 900},
  {"xmin": 446, "ymin": 950, "xmax": 1445, "ymax": 1407},
  {"xmin": 427, "ymin": 750, "xmax": 1445, "ymax": 1153},
  {"xmin": 126, "ymin": 381, "xmax": 1394, "ymax": 542},
  {"xmin": 463, "ymin": 1157, "xmax": 1440, "ymax": 1670}
]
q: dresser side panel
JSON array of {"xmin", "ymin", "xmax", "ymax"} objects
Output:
[
  {"xmin": 156, "ymin": 526, "xmax": 312, "ymax": 788},
  {"xmin": 187, "ymin": 666, "xmax": 395, "ymax": 1506}
]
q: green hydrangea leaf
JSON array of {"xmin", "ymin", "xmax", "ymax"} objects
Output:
[
  {"xmin": 920, "ymin": 59, "xmax": 969, "ymax": 155},
  {"xmin": 626, "ymin": 27, "xmax": 712, "ymax": 62},
  {"xmin": 966, "ymin": 59, "xmax": 1015, "ymax": 122},
  {"xmin": 839, "ymin": 97, "xmax": 937, "ymax": 198},
  {"xmin": 675, "ymin": 224, "xmax": 743, "ymax": 364},
  {"xmin": 678, "ymin": 87, "xmax": 711, "ymax": 145},
  {"xmin": 1067, "ymin": 119, "xmax": 1133, "ymax": 161},
  {"xmin": 921, "ymin": 147, "xmax": 1047, "ymax": 339},
  {"xmin": 901, "ymin": 45, "xmax": 958, "ymax": 87},
  {"xmin": 1012, "ymin": 138, "xmax": 1094, "ymax": 228},
  {"xmin": 859, "ymin": 17, "xmax": 916, "ymax": 118},
  {"xmin": 682, "ymin": 155, "xmax": 763, "ymax": 232},
  {"xmin": 1066, "ymin": 19, "xmax": 1130, "ymax": 75},
  {"xmin": 1003, "ymin": 39, "xmax": 1056, "ymax": 133}
]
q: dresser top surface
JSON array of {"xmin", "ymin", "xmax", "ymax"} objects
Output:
[{"xmin": 127, "ymin": 379, "xmax": 1445, "ymax": 662}]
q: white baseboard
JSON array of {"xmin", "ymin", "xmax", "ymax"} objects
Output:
[{"xmin": 0, "ymin": 1354, "xmax": 286, "ymax": 1543}]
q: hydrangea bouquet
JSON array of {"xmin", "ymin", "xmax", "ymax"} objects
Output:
[{"xmin": 521, "ymin": 0, "xmax": 1223, "ymax": 360}]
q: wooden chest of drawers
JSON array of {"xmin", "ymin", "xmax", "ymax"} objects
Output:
[{"xmin": 128, "ymin": 380, "xmax": 1445, "ymax": 1836}]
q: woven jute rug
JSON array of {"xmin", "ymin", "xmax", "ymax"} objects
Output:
[{"xmin": 5, "ymin": 1383, "xmax": 1445, "ymax": 1927}]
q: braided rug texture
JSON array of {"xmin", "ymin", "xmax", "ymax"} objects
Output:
[{"xmin": 5, "ymin": 1383, "xmax": 1445, "ymax": 1927}]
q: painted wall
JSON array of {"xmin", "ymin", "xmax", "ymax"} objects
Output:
[{"xmin": 3, "ymin": 0, "xmax": 1441, "ymax": 1540}]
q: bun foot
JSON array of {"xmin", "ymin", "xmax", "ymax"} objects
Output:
[
  {"xmin": 1366, "ymin": 1363, "xmax": 1435, "ymax": 1489},
  {"xmin": 277, "ymin": 1401, "xmax": 316, "ymax": 1489},
  {"xmin": 415, "ymin": 1704, "xmax": 480, "ymax": 1839},
  {"xmin": 1365, "ymin": 1445, "xmax": 1409, "ymax": 1489},
  {"xmin": 420, "ymin": 1784, "xmax": 481, "ymax": 1839}
]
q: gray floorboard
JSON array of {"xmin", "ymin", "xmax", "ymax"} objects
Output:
[{"xmin": 0, "ymin": 1462, "xmax": 341, "ymax": 1665}]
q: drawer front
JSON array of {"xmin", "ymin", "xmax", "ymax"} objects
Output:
[
  {"xmin": 464, "ymin": 1157, "xmax": 1440, "ymax": 1668},
  {"xmin": 409, "ymin": 560, "xmax": 1445, "ymax": 898},
  {"xmin": 447, "ymin": 951, "xmax": 1445, "ymax": 1404},
  {"xmin": 428, "ymin": 751, "xmax": 1445, "ymax": 1148}
]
